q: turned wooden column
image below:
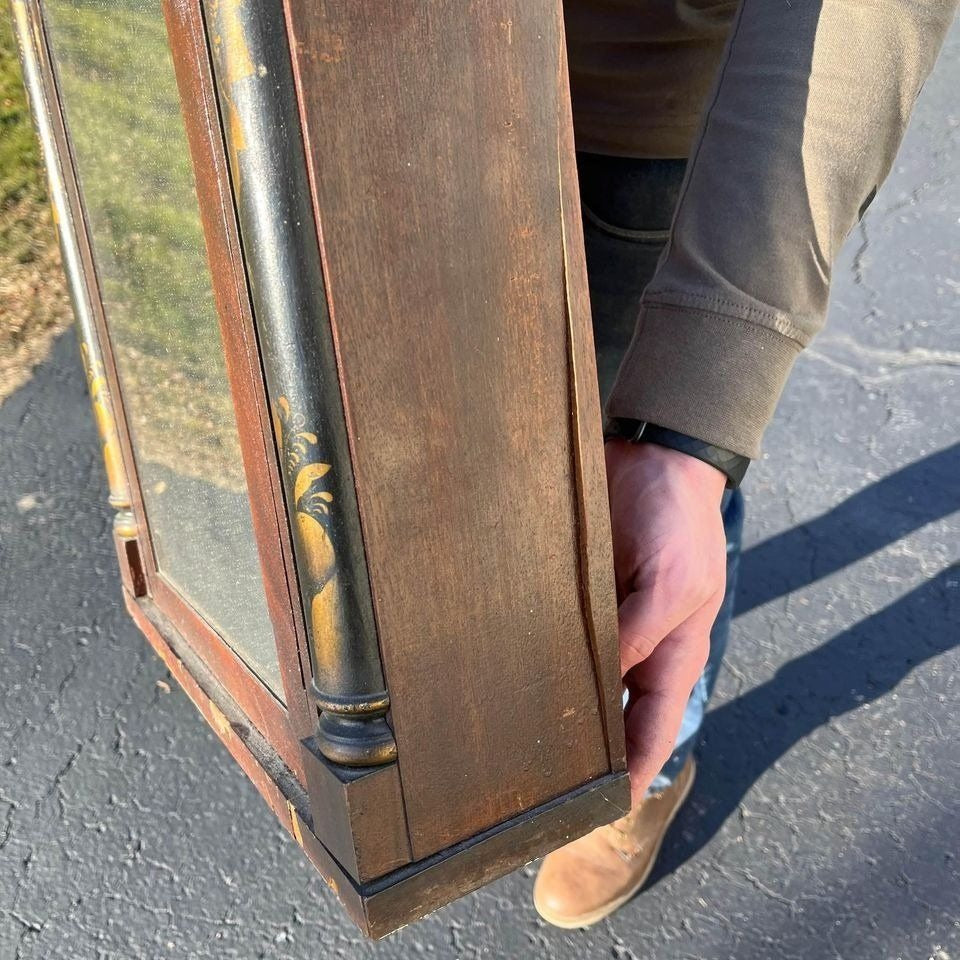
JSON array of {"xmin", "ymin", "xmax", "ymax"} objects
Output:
[
  {"xmin": 12, "ymin": 0, "xmax": 144, "ymax": 597},
  {"xmin": 204, "ymin": 0, "xmax": 395, "ymax": 767}
]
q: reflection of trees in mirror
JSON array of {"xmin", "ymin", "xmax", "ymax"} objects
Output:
[
  {"xmin": 46, "ymin": 0, "xmax": 245, "ymax": 492},
  {"xmin": 0, "ymin": 15, "xmax": 72, "ymax": 401}
]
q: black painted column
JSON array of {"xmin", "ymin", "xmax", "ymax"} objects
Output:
[{"xmin": 203, "ymin": 0, "xmax": 396, "ymax": 766}]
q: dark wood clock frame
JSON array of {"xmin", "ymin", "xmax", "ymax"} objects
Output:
[{"xmin": 12, "ymin": 0, "xmax": 628, "ymax": 937}]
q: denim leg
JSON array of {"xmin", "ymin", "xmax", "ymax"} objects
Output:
[{"xmin": 647, "ymin": 486, "xmax": 744, "ymax": 793}]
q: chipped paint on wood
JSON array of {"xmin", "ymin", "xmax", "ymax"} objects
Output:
[
  {"xmin": 210, "ymin": 0, "xmax": 255, "ymax": 85},
  {"xmin": 286, "ymin": 800, "xmax": 304, "ymax": 847},
  {"xmin": 207, "ymin": 699, "xmax": 232, "ymax": 738}
]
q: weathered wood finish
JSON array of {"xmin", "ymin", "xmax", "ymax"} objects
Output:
[
  {"xmin": 299, "ymin": 739, "xmax": 411, "ymax": 881},
  {"xmin": 555, "ymin": 8, "xmax": 626, "ymax": 761},
  {"xmin": 193, "ymin": 0, "xmax": 413, "ymax": 876},
  {"xmin": 128, "ymin": 587, "xmax": 627, "ymax": 939},
  {"xmin": 283, "ymin": 0, "xmax": 625, "ymax": 859},
  {"xmin": 22, "ymin": 0, "xmax": 629, "ymax": 934}
]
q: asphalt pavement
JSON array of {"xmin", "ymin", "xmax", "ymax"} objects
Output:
[{"xmin": 1, "ymin": 23, "xmax": 958, "ymax": 960}]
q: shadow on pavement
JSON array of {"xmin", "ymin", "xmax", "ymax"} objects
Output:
[
  {"xmin": 736, "ymin": 443, "xmax": 960, "ymax": 616},
  {"xmin": 652, "ymin": 559, "xmax": 959, "ymax": 883},
  {"xmin": 640, "ymin": 443, "xmax": 960, "ymax": 883}
]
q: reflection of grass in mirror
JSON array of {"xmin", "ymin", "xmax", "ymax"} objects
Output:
[
  {"xmin": 45, "ymin": 0, "xmax": 245, "ymax": 490},
  {"xmin": 45, "ymin": 0, "xmax": 280, "ymax": 689}
]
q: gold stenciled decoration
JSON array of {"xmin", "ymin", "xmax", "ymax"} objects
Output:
[
  {"xmin": 80, "ymin": 342, "xmax": 132, "ymax": 516},
  {"xmin": 273, "ymin": 397, "xmax": 347, "ymax": 680}
]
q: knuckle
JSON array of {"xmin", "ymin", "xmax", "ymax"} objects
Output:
[{"xmin": 620, "ymin": 629, "xmax": 658, "ymax": 669}]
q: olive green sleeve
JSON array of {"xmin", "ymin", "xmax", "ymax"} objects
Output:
[{"xmin": 605, "ymin": 0, "xmax": 958, "ymax": 459}]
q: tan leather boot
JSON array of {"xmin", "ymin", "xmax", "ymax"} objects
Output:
[{"xmin": 533, "ymin": 757, "xmax": 696, "ymax": 928}]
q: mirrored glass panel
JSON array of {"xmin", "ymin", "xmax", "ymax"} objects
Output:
[{"xmin": 43, "ymin": 0, "xmax": 284, "ymax": 698}]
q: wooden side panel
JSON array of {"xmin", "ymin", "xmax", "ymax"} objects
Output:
[
  {"xmin": 284, "ymin": 0, "xmax": 619, "ymax": 858},
  {"xmin": 555, "ymin": 10, "xmax": 627, "ymax": 770}
]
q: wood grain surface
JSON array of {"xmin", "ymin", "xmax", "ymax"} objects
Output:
[{"xmin": 283, "ymin": 0, "xmax": 622, "ymax": 859}]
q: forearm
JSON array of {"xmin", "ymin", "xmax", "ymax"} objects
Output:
[{"xmin": 605, "ymin": 0, "xmax": 957, "ymax": 458}]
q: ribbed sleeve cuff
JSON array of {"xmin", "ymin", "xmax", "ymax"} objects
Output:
[{"xmin": 604, "ymin": 302, "xmax": 803, "ymax": 460}]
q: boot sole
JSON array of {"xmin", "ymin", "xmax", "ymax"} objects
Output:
[{"xmin": 534, "ymin": 761, "xmax": 697, "ymax": 929}]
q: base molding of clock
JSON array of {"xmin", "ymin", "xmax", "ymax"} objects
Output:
[
  {"xmin": 125, "ymin": 591, "xmax": 630, "ymax": 938},
  {"xmin": 353, "ymin": 769, "xmax": 631, "ymax": 938}
]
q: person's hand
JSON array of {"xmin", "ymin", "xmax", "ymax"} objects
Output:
[{"xmin": 605, "ymin": 438, "xmax": 727, "ymax": 805}]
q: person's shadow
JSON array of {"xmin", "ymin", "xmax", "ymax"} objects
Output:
[{"xmin": 651, "ymin": 442, "xmax": 960, "ymax": 880}]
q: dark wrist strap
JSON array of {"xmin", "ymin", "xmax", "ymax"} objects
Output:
[{"xmin": 604, "ymin": 418, "xmax": 750, "ymax": 489}]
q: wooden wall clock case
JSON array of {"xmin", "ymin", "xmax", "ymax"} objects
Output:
[{"xmin": 12, "ymin": 0, "xmax": 628, "ymax": 937}]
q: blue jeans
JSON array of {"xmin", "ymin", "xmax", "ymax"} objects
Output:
[{"xmin": 578, "ymin": 153, "xmax": 744, "ymax": 793}]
